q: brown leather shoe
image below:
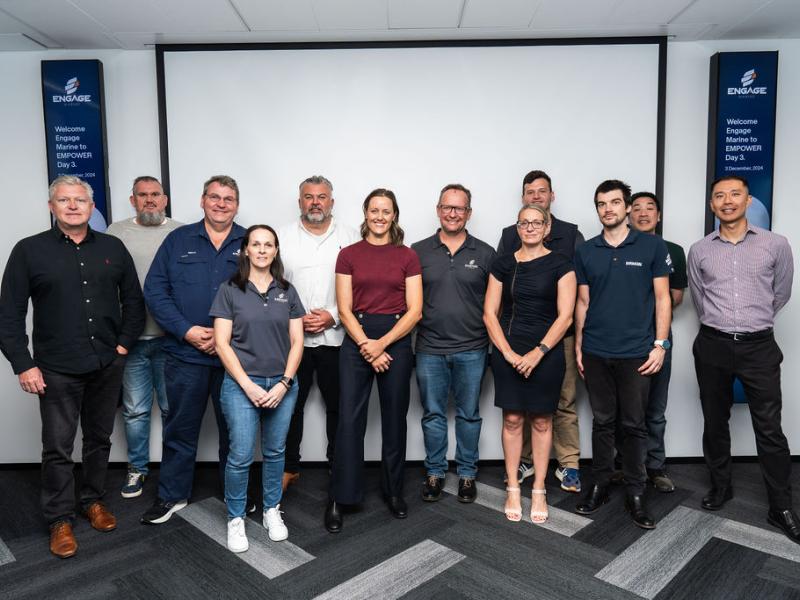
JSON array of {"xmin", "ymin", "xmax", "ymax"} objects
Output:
[
  {"xmin": 282, "ymin": 472, "xmax": 300, "ymax": 492},
  {"xmin": 49, "ymin": 521, "xmax": 78, "ymax": 558},
  {"xmin": 84, "ymin": 502, "xmax": 117, "ymax": 532}
]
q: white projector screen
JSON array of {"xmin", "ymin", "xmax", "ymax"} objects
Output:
[{"xmin": 158, "ymin": 40, "xmax": 664, "ymax": 461}]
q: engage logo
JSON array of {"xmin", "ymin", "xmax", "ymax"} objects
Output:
[
  {"xmin": 727, "ymin": 68, "xmax": 767, "ymax": 96},
  {"xmin": 52, "ymin": 76, "xmax": 91, "ymax": 103}
]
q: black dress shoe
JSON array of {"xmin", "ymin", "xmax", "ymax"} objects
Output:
[
  {"xmin": 385, "ymin": 496, "xmax": 408, "ymax": 519},
  {"xmin": 625, "ymin": 494, "xmax": 656, "ymax": 529},
  {"xmin": 457, "ymin": 478, "xmax": 477, "ymax": 503},
  {"xmin": 767, "ymin": 509, "xmax": 800, "ymax": 544},
  {"xmin": 575, "ymin": 484, "xmax": 610, "ymax": 515},
  {"xmin": 324, "ymin": 500, "xmax": 342, "ymax": 533},
  {"xmin": 422, "ymin": 476, "xmax": 444, "ymax": 502},
  {"xmin": 701, "ymin": 487, "xmax": 733, "ymax": 511}
]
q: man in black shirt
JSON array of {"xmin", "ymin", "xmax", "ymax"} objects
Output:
[{"xmin": 0, "ymin": 175, "xmax": 145, "ymax": 558}]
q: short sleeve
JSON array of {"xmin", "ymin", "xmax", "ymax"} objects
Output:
[
  {"xmin": 490, "ymin": 253, "xmax": 512, "ymax": 281},
  {"xmin": 335, "ymin": 244, "xmax": 354, "ymax": 275},
  {"xmin": 209, "ymin": 283, "xmax": 234, "ymax": 319},
  {"xmin": 652, "ymin": 238, "xmax": 672, "ymax": 278},
  {"xmin": 403, "ymin": 247, "xmax": 422, "ymax": 277},
  {"xmin": 287, "ymin": 285, "xmax": 306, "ymax": 319},
  {"xmin": 574, "ymin": 246, "xmax": 588, "ymax": 285},
  {"xmin": 667, "ymin": 242, "xmax": 688, "ymax": 290},
  {"xmin": 555, "ymin": 254, "xmax": 576, "ymax": 280}
]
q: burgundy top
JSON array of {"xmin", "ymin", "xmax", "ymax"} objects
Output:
[{"xmin": 336, "ymin": 240, "xmax": 421, "ymax": 314}]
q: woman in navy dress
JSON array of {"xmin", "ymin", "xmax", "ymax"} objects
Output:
[{"xmin": 484, "ymin": 205, "xmax": 576, "ymax": 524}]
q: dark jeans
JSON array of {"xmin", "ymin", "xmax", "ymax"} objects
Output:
[
  {"xmin": 582, "ymin": 352, "xmax": 650, "ymax": 495},
  {"xmin": 39, "ymin": 356, "xmax": 126, "ymax": 525},
  {"xmin": 157, "ymin": 356, "xmax": 228, "ymax": 502},
  {"xmin": 693, "ymin": 326, "xmax": 792, "ymax": 509},
  {"xmin": 331, "ymin": 313, "xmax": 413, "ymax": 504},
  {"xmin": 284, "ymin": 345, "xmax": 341, "ymax": 473}
]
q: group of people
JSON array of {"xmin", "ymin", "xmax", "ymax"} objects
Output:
[{"xmin": 0, "ymin": 169, "xmax": 797, "ymax": 560}]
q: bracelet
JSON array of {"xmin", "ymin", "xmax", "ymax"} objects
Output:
[{"xmin": 279, "ymin": 376, "xmax": 293, "ymax": 390}]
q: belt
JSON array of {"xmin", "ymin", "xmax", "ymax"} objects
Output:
[{"xmin": 700, "ymin": 324, "xmax": 773, "ymax": 342}]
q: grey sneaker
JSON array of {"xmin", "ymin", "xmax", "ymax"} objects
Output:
[
  {"xmin": 647, "ymin": 469, "xmax": 676, "ymax": 493},
  {"xmin": 121, "ymin": 467, "xmax": 145, "ymax": 498}
]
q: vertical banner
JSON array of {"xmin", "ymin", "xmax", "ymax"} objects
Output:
[
  {"xmin": 706, "ymin": 51, "xmax": 778, "ymax": 234},
  {"xmin": 41, "ymin": 59, "xmax": 111, "ymax": 231},
  {"xmin": 706, "ymin": 51, "xmax": 779, "ymax": 404}
]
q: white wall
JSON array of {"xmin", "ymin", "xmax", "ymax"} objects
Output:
[{"xmin": 0, "ymin": 38, "xmax": 798, "ymax": 464}]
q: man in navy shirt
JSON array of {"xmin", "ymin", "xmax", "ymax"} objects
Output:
[
  {"xmin": 573, "ymin": 180, "xmax": 671, "ymax": 529},
  {"xmin": 140, "ymin": 175, "xmax": 246, "ymax": 524}
]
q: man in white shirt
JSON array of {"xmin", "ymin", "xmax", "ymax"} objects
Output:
[{"xmin": 278, "ymin": 176, "xmax": 359, "ymax": 491}]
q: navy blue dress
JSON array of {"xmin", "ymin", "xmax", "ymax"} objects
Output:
[{"xmin": 490, "ymin": 251, "xmax": 574, "ymax": 413}]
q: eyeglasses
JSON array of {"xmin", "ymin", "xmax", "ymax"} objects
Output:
[
  {"xmin": 516, "ymin": 219, "xmax": 546, "ymax": 230},
  {"xmin": 437, "ymin": 204, "xmax": 470, "ymax": 215},
  {"xmin": 205, "ymin": 193, "xmax": 237, "ymax": 205}
]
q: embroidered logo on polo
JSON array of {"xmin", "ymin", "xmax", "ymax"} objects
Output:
[
  {"xmin": 275, "ymin": 292, "xmax": 288, "ymax": 303},
  {"xmin": 464, "ymin": 259, "xmax": 480, "ymax": 270},
  {"xmin": 625, "ymin": 261, "xmax": 643, "ymax": 267}
]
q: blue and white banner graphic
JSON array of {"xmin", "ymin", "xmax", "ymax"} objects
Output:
[
  {"xmin": 41, "ymin": 59, "xmax": 110, "ymax": 231},
  {"xmin": 706, "ymin": 51, "xmax": 778, "ymax": 234}
]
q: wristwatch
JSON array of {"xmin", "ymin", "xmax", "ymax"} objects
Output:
[
  {"xmin": 653, "ymin": 339, "xmax": 671, "ymax": 350},
  {"xmin": 279, "ymin": 376, "xmax": 294, "ymax": 389},
  {"xmin": 537, "ymin": 342, "xmax": 550, "ymax": 355}
]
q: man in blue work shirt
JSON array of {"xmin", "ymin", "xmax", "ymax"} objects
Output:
[
  {"xmin": 573, "ymin": 180, "xmax": 671, "ymax": 530},
  {"xmin": 140, "ymin": 175, "xmax": 247, "ymax": 524}
]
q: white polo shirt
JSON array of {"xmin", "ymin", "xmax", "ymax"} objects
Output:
[{"xmin": 278, "ymin": 218, "xmax": 360, "ymax": 348}]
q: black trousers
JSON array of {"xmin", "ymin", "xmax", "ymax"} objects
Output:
[
  {"xmin": 39, "ymin": 356, "xmax": 126, "ymax": 525},
  {"xmin": 284, "ymin": 345, "xmax": 341, "ymax": 473},
  {"xmin": 582, "ymin": 352, "xmax": 650, "ymax": 495},
  {"xmin": 693, "ymin": 326, "xmax": 792, "ymax": 509},
  {"xmin": 330, "ymin": 314, "xmax": 413, "ymax": 504}
]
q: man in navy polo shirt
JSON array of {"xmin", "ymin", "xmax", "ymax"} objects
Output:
[
  {"xmin": 497, "ymin": 170, "xmax": 584, "ymax": 493},
  {"xmin": 412, "ymin": 183, "xmax": 496, "ymax": 503},
  {"xmin": 573, "ymin": 179, "xmax": 671, "ymax": 529},
  {"xmin": 140, "ymin": 175, "xmax": 247, "ymax": 525}
]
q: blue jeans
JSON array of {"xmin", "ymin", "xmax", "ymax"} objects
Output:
[
  {"xmin": 220, "ymin": 373, "xmax": 298, "ymax": 518},
  {"xmin": 121, "ymin": 338, "xmax": 169, "ymax": 474},
  {"xmin": 416, "ymin": 348, "xmax": 486, "ymax": 479},
  {"xmin": 645, "ymin": 345, "xmax": 672, "ymax": 470}
]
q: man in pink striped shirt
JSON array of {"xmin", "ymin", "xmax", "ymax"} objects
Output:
[{"xmin": 688, "ymin": 175, "xmax": 798, "ymax": 544}]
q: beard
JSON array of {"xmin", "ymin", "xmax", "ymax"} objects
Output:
[
  {"xmin": 302, "ymin": 210, "xmax": 330, "ymax": 224},
  {"xmin": 137, "ymin": 211, "xmax": 166, "ymax": 226}
]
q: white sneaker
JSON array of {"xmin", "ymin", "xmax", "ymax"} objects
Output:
[
  {"xmin": 263, "ymin": 505, "xmax": 288, "ymax": 542},
  {"xmin": 227, "ymin": 517, "xmax": 249, "ymax": 553}
]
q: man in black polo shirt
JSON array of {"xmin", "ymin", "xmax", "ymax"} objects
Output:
[
  {"xmin": 573, "ymin": 179, "xmax": 671, "ymax": 529},
  {"xmin": 0, "ymin": 175, "xmax": 145, "ymax": 558},
  {"xmin": 412, "ymin": 184, "xmax": 496, "ymax": 502},
  {"xmin": 497, "ymin": 170, "xmax": 585, "ymax": 493}
]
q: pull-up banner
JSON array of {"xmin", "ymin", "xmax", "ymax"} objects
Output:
[
  {"xmin": 41, "ymin": 59, "xmax": 111, "ymax": 231},
  {"xmin": 705, "ymin": 51, "xmax": 778, "ymax": 234}
]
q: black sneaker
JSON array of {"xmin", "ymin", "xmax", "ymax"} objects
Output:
[
  {"xmin": 422, "ymin": 475, "xmax": 444, "ymax": 502},
  {"xmin": 141, "ymin": 498, "xmax": 187, "ymax": 525},
  {"xmin": 457, "ymin": 478, "xmax": 477, "ymax": 503}
]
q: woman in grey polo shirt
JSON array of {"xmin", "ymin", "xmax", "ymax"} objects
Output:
[{"xmin": 211, "ymin": 225, "xmax": 305, "ymax": 552}]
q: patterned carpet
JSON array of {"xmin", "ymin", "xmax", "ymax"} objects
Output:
[{"xmin": 1, "ymin": 461, "xmax": 799, "ymax": 599}]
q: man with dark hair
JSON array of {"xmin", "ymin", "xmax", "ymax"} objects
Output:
[
  {"xmin": 140, "ymin": 175, "xmax": 246, "ymax": 525},
  {"xmin": 0, "ymin": 175, "xmax": 145, "ymax": 558},
  {"xmin": 574, "ymin": 179, "xmax": 672, "ymax": 529},
  {"xmin": 107, "ymin": 176, "xmax": 182, "ymax": 498},
  {"xmin": 689, "ymin": 175, "xmax": 798, "ymax": 544},
  {"xmin": 497, "ymin": 170, "xmax": 584, "ymax": 493},
  {"xmin": 624, "ymin": 191, "xmax": 687, "ymax": 492},
  {"xmin": 279, "ymin": 176, "xmax": 359, "ymax": 491},
  {"xmin": 412, "ymin": 183, "xmax": 496, "ymax": 503}
]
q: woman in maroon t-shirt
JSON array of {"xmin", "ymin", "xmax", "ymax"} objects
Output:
[{"xmin": 324, "ymin": 188, "xmax": 422, "ymax": 533}]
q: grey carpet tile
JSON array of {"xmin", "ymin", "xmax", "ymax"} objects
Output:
[
  {"xmin": 312, "ymin": 539, "xmax": 465, "ymax": 600},
  {"xmin": 654, "ymin": 537, "xmax": 800, "ymax": 600},
  {"xmin": 717, "ymin": 517, "xmax": 800, "ymax": 563},
  {"xmin": 441, "ymin": 473, "xmax": 592, "ymax": 536},
  {"xmin": 759, "ymin": 555, "xmax": 800, "ymax": 592},
  {"xmin": 177, "ymin": 497, "xmax": 315, "ymax": 579}
]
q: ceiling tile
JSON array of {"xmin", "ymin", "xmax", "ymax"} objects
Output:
[
  {"xmin": 0, "ymin": 0, "xmax": 121, "ymax": 48},
  {"xmin": 670, "ymin": 0, "xmax": 772, "ymax": 24},
  {"xmin": 719, "ymin": 0, "xmax": 800, "ymax": 39},
  {"xmin": 388, "ymin": 0, "xmax": 463, "ymax": 29},
  {"xmin": 71, "ymin": 0, "xmax": 246, "ymax": 33},
  {"xmin": 311, "ymin": 0, "xmax": 387, "ymax": 30},
  {"xmin": 460, "ymin": 0, "xmax": 539, "ymax": 28},
  {"xmin": 0, "ymin": 32, "xmax": 47, "ymax": 50},
  {"xmin": 232, "ymin": 0, "xmax": 317, "ymax": 31},
  {"xmin": 610, "ymin": 0, "xmax": 695, "ymax": 26},
  {"xmin": 531, "ymin": 0, "xmax": 621, "ymax": 28}
]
